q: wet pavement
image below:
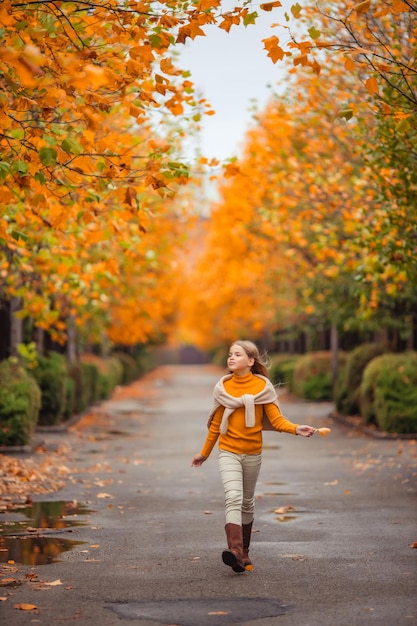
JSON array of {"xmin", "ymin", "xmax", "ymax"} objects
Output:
[{"xmin": 1, "ymin": 364, "xmax": 416, "ymax": 625}]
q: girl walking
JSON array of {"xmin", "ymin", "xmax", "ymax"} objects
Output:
[{"xmin": 191, "ymin": 340, "xmax": 316, "ymax": 573}]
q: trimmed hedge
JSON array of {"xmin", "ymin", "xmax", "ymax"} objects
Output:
[
  {"xmin": 114, "ymin": 352, "xmax": 141, "ymax": 385},
  {"xmin": 292, "ymin": 351, "xmax": 346, "ymax": 401},
  {"xmin": 32, "ymin": 352, "xmax": 73, "ymax": 426},
  {"xmin": 0, "ymin": 359, "xmax": 41, "ymax": 446},
  {"xmin": 268, "ymin": 353, "xmax": 299, "ymax": 391},
  {"xmin": 80, "ymin": 354, "xmax": 123, "ymax": 402},
  {"xmin": 360, "ymin": 352, "xmax": 417, "ymax": 433},
  {"xmin": 336, "ymin": 343, "xmax": 387, "ymax": 415}
]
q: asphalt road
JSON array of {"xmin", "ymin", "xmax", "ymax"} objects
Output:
[{"xmin": 1, "ymin": 364, "xmax": 416, "ymax": 626}]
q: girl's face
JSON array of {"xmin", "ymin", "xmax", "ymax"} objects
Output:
[{"xmin": 227, "ymin": 344, "xmax": 254, "ymax": 376}]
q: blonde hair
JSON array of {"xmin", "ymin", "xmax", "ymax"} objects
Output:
[{"xmin": 230, "ymin": 340, "xmax": 269, "ymax": 377}]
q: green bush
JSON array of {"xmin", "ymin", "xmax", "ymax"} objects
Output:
[
  {"xmin": 292, "ymin": 351, "xmax": 346, "ymax": 401},
  {"xmin": 62, "ymin": 375, "xmax": 75, "ymax": 421},
  {"xmin": 32, "ymin": 352, "xmax": 71, "ymax": 426},
  {"xmin": 336, "ymin": 343, "xmax": 387, "ymax": 415},
  {"xmin": 114, "ymin": 352, "xmax": 141, "ymax": 384},
  {"xmin": 0, "ymin": 359, "xmax": 41, "ymax": 446},
  {"xmin": 359, "ymin": 354, "xmax": 391, "ymax": 424},
  {"xmin": 268, "ymin": 354, "xmax": 299, "ymax": 391},
  {"xmin": 360, "ymin": 352, "xmax": 417, "ymax": 433},
  {"xmin": 80, "ymin": 355, "xmax": 123, "ymax": 402},
  {"xmin": 97, "ymin": 357, "xmax": 123, "ymax": 400}
]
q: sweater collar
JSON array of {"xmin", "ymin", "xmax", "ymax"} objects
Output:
[{"xmin": 228, "ymin": 371, "xmax": 255, "ymax": 384}]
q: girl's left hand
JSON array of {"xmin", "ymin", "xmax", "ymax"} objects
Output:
[{"xmin": 296, "ymin": 425, "xmax": 316, "ymax": 437}]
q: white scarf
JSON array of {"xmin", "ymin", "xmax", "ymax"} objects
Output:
[{"xmin": 207, "ymin": 374, "xmax": 280, "ymax": 434}]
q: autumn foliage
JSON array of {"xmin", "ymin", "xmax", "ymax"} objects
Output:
[
  {"xmin": 0, "ymin": 0, "xmax": 416, "ymax": 354},
  {"xmin": 177, "ymin": 2, "xmax": 417, "ymax": 351}
]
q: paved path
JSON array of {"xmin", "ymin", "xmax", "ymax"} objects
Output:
[{"xmin": 1, "ymin": 365, "xmax": 416, "ymax": 625}]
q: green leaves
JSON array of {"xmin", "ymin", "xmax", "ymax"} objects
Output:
[
  {"xmin": 39, "ymin": 147, "xmax": 57, "ymax": 166},
  {"xmin": 61, "ymin": 136, "xmax": 84, "ymax": 157}
]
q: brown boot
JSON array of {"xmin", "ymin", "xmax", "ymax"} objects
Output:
[
  {"xmin": 242, "ymin": 521, "xmax": 253, "ymax": 569},
  {"xmin": 222, "ymin": 523, "xmax": 245, "ymax": 573}
]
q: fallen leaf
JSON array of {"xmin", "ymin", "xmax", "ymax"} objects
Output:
[
  {"xmin": 0, "ymin": 578, "xmax": 19, "ymax": 586},
  {"xmin": 96, "ymin": 493, "xmax": 113, "ymax": 499},
  {"xmin": 274, "ymin": 505, "xmax": 295, "ymax": 514},
  {"xmin": 44, "ymin": 579, "xmax": 62, "ymax": 586},
  {"xmin": 409, "ymin": 541, "xmax": 417, "ymax": 549},
  {"xmin": 208, "ymin": 611, "xmax": 230, "ymax": 615},
  {"xmin": 14, "ymin": 603, "xmax": 38, "ymax": 611},
  {"xmin": 316, "ymin": 427, "xmax": 331, "ymax": 436},
  {"xmin": 89, "ymin": 544, "xmax": 100, "ymax": 548},
  {"xmin": 0, "ymin": 596, "xmax": 7, "ymax": 601}
]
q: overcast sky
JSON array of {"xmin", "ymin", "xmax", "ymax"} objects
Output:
[{"xmin": 178, "ymin": 4, "xmax": 290, "ymax": 162}]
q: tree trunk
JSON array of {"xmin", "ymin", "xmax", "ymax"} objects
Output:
[
  {"xmin": 35, "ymin": 326, "xmax": 44, "ymax": 356},
  {"xmin": 330, "ymin": 322, "xmax": 339, "ymax": 394},
  {"xmin": 67, "ymin": 316, "xmax": 77, "ymax": 364},
  {"xmin": 10, "ymin": 297, "xmax": 23, "ymax": 357}
]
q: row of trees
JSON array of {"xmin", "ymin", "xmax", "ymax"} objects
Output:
[
  {"xmin": 1, "ymin": 1, "xmax": 416, "ymax": 360},
  {"xmin": 177, "ymin": 1, "xmax": 417, "ymax": 354}
]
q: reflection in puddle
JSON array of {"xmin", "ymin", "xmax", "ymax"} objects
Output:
[
  {"xmin": 1, "ymin": 500, "xmax": 94, "ymax": 535},
  {"xmin": 0, "ymin": 535, "xmax": 84, "ymax": 565},
  {"xmin": 0, "ymin": 500, "xmax": 92, "ymax": 565}
]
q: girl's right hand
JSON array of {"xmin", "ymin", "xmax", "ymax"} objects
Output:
[{"xmin": 191, "ymin": 454, "xmax": 207, "ymax": 467}]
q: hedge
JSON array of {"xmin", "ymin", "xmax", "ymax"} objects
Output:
[
  {"xmin": 360, "ymin": 352, "xmax": 417, "ymax": 433},
  {"xmin": 80, "ymin": 354, "xmax": 123, "ymax": 402},
  {"xmin": 0, "ymin": 359, "xmax": 41, "ymax": 446},
  {"xmin": 292, "ymin": 351, "xmax": 346, "ymax": 401},
  {"xmin": 336, "ymin": 343, "xmax": 387, "ymax": 415},
  {"xmin": 268, "ymin": 353, "xmax": 299, "ymax": 391},
  {"xmin": 32, "ymin": 352, "xmax": 73, "ymax": 426}
]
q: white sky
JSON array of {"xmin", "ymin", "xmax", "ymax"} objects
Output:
[{"xmin": 178, "ymin": 3, "xmax": 290, "ymax": 162}]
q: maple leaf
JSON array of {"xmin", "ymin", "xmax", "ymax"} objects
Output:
[
  {"xmin": 260, "ymin": 1, "xmax": 282, "ymax": 11},
  {"xmin": 262, "ymin": 36, "xmax": 285, "ymax": 64}
]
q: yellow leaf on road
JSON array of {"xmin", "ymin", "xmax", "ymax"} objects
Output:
[{"xmin": 14, "ymin": 603, "xmax": 38, "ymax": 611}]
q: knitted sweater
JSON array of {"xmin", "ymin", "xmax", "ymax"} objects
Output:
[{"xmin": 200, "ymin": 371, "xmax": 298, "ymax": 458}]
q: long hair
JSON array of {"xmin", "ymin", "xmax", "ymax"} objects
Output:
[{"xmin": 231, "ymin": 340, "xmax": 269, "ymax": 378}]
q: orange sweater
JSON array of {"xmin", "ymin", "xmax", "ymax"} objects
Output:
[{"xmin": 200, "ymin": 372, "xmax": 298, "ymax": 458}]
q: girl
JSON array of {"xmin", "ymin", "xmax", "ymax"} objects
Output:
[{"xmin": 191, "ymin": 340, "xmax": 316, "ymax": 573}]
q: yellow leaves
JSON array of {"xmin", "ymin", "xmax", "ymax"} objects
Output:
[
  {"xmin": 354, "ymin": 0, "xmax": 371, "ymax": 15},
  {"xmin": 262, "ymin": 36, "xmax": 285, "ymax": 64},
  {"xmin": 130, "ymin": 44, "xmax": 155, "ymax": 65},
  {"xmin": 70, "ymin": 64, "xmax": 109, "ymax": 90},
  {"xmin": 260, "ymin": 1, "xmax": 282, "ymax": 11},
  {"xmin": 176, "ymin": 20, "xmax": 207, "ymax": 44},
  {"xmin": 160, "ymin": 57, "xmax": 182, "ymax": 76},
  {"xmin": 223, "ymin": 163, "xmax": 240, "ymax": 178},
  {"xmin": 197, "ymin": 0, "xmax": 221, "ymax": 11},
  {"xmin": 392, "ymin": 0, "xmax": 410, "ymax": 13},
  {"xmin": 316, "ymin": 427, "xmax": 331, "ymax": 436},
  {"xmin": 14, "ymin": 603, "xmax": 38, "ymax": 611},
  {"xmin": 365, "ymin": 76, "xmax": 379, "ymax": 95},
  {"xmin": 219, "ymin": 13, "xmax": 241, "ymax": 33}
]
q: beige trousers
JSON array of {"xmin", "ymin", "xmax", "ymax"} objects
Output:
[{"xmin": 218, "ymin": 449, "xmax": 262, "ymax": 526}]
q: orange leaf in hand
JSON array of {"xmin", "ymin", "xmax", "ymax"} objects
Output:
[{"xmin": 317, "ymin": 428, "xmax": 331, "ymax": 436}]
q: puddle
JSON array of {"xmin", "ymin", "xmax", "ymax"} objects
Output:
[
  {"xmin": 0, "ymin": 535, "xmax": 84, "ymax": 565},
  {"xmin": 0, "ymin": 500, "xmax": 94, "ymax": 535},
  {"xmin": 107, "ymin": 597, "xmax": 286, "ymax": 625},
  {"xmin": 0, "ymin": 500, "xmax": 92, "ymax": 565}
]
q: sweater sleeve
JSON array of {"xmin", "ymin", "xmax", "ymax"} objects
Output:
[
  {"xmin": 264, "ymin": 402, "xmax": 298, "ymax": 435},
  {"xmin": 200, "ymin": 405, "xmax": 224, "ymax": 458}
]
